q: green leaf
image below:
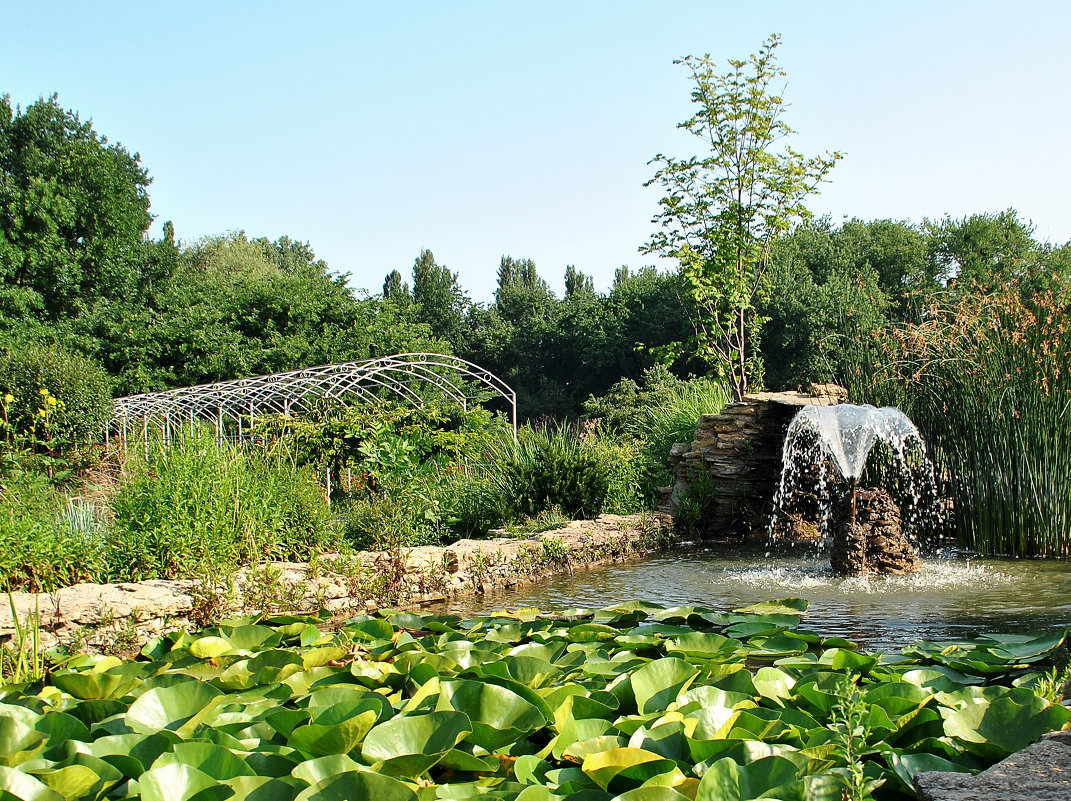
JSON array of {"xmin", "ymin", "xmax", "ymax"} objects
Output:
[
  {"xmin": 360, "ymin": 711, "xmax": 472, "ymax": 777},
  {"xmin": 0, "ymin": 764, "xmax": 64, "ymax": 801},
  {"xmin": 153, "ymin": 742, "xmax": 255, "ymax": 780},
  {"xmin": 287, "ymin": 711, "xmax": 377, "ymax": 756},
  {"xmin": 126, "ymin": 681, "xmax": 224, "ymax": 735},
  {"xmin": 435, "ymin": 679, "xmax": 546, "ymax": 750},
  {"xmin": 293, "ymin": 771, "xmax": 416, "ymax": 801},
  {"xmin": 581, "ymin": 747, "xmax": 677, "ymax": 792},
  {"xmin": 138, "ymin": 763, "xmax": 224, "ymax": 801},
  {"xmin": 630, "ymin": 659, "xmax": 700, "ymax": 715},
  {"xmin": 943, "ymin": 691, "xmax": 1071, "ymax": 759},
  {"xmin": 289, "ymin": 755, "xmax": 360, "ymax": 786}
]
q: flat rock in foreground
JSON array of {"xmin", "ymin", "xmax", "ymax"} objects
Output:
[{"xmin": 914, "ymin": 730, "xmax": 1071, "ymax": 801}]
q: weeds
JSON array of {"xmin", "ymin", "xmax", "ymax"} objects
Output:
[{"xmin": 1, "ymin": 592, "xmax": 43, "ymax": 686}]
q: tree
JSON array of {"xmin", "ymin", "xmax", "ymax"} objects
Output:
[
  {"xmin": 643, "ymin": 35, "xmax": 841, "ymax": 400},
  {"xmin": 411, "ymin": 249, "xmax": 467, "ymax": 343},
  {"xmin": 564, "ymin": 265, "xmax": 594, "ymax": 297},
  {"xmin": 382, "ymin": 269, "xmax": 409, "ymax": 302},
  {"xmin": 0, "ymin": 94, "xmax": 153, "ymax": 318}
]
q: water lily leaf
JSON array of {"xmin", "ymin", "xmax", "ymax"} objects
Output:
[
  {"xmin": 293, "ymin": 770, "xmax": 416, "ymax": 801},
  {"xmin": 153, "ymin": 742, "xmax": 255, "ymax": 780},
  {"xmin": 225, "ymin": 626, "xmax": 283, "ymax": 652},
  {"xmin": 817, "ymin": 648, "xmax": 878, "ymax": 673},
  {"xmin": 733, "ymin": 598, "xmax": 809, "ymax": 615},
  {"xmin": 221, "ymin": 776, "xmax": 299, "ymax": 801},
  {"xmin": 883, "ymin": 749, "xmax": 974, "ymax": 793},
  {"xmin": 24, "ymin": 765, "xmax": 104, "ymax": 801},
  {"xmin": 189, "ymin": 636, "xmax": 234, "ymax": 659},
  {"xmin": 751, "ymin": 667, "xmax": 796, "ymax": 706},
  {"xmin": 69, "ymin": 700, "xmax": 127, "ymax": 728},
  {"xmin": 514, "ymin": 755, "xmax": 552, "ymax": 786},
  {"xmin": 51, "ymin": 664, "xmax": 147, "ymax": 701},
  {"xmin": 943, "ymin": 691, "xmax": 1071, "ymax": 759},
  {"xmin": 694, "ymin": 755, "xmax": 802, "ymax": 801},
  {"xmin": 126, "ymin": 681, "xmax": 224, "ymax": 736},
  {"xmin": 581, "ymin": 747, "xmax": 676, "ymax": 792},
  {"xmin": 552, "ymin": 717, "xmax": 613, "ymax": 760},
  {"xmin": 0, "ymin": 715, "xmax": 46, "ymax": 766},
  {"xmin": 664, "ymin": 632, "xmax": 740, "ymax": 661},
  {"xmin": 611, "ymin": 787, "xmax": 691, "ymax": 801},
  {"xmin": 437, "ymin": 748, "xmax": 498, "ymax": 772},
  {"xmin": 361, "ymin": 710, "xmax": 471, "ymax": 777},
  {"xmin": 287, "ymin": 710, "xmax": 377, "ymax": 756},
  {"xmin": 345, "ymin": 618, "xmax": 394, "ymax": 642},
  {"xmin": 87, "ymin": 731, "xmax": 182, "ymax": 777},
  {"xmin": 289, "ymin": 754, "xmax": 360, "ymax": 786},
  {"xmin": 436, "ymin": 680, "xmax": 546, "ymax": 750},
  {"xmin": 0, "ymin": 764, "xmax": 64, "ymax": 801},
  {"xmin": 745, "ymin": 633, "xmax": 810, "ymax": 659},
  {"xmin": 138, "ymin": 762, "xmax": 222, "ymax": 801},
  {"xmin": 631, "ymin": 659, "xmax": 700, "ymax": 716},
  {"xmin": 627, "ymin": 721, "xmax": 690, "ymax": 763}
]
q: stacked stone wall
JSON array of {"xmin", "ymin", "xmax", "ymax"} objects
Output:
[{"xmin": 668, "ymin": 386, "xmax": 846, "ymax": 539}]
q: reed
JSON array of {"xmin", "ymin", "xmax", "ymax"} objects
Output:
[{"xmin": 841, "ymin": 281, "xmax": 1071, "ymax": 556}]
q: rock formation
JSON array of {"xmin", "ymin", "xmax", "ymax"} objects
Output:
[{"xmin": 830, "ymin": 487, "xmax": 921, "ymax": 576}]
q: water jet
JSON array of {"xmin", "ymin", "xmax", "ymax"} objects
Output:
[{"xmin": 770, "ymin": 403, "xmax": 943, "ymax": 576}]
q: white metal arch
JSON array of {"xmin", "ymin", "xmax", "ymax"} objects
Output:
[{"xmin": 109, "ymin": 353, "xmax": 517, "ymax": 449}]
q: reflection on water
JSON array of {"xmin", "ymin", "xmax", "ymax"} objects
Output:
[{"xmin": 438, "ymin": 545, "xmax": 1071, "ymax": 653}]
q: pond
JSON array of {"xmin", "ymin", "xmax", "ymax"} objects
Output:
[{"xmin": 438, "ymin": 544, "xmax": 1071, "ymax": 653}]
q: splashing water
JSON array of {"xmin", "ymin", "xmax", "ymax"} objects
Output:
[{"xmin": 769, "ymin": 404, "xmax": 945, "ymax": 545}]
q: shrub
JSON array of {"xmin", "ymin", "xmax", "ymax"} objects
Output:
[
  {"xmin": 0, "ymin": 342, "xmax": 112, "ymax": 446},
  {"xmin": 491, "ymin": 425, "xmax": 645, "ymax": 521},
  {"xmin": 105, "ymin": 432, "xmax": 335, "ymax": 581}
]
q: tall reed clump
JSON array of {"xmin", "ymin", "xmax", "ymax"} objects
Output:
[
  {"xmin": 489, "ymin": 425, "xmax": 646, "ymax": 521},
  {"xmin": 840, "ymin": 280, "xmax": 1071, "ymax": 556},
  {"xmin": 627, "ymin": 377, "xmax": 731, "ymax": 499},
  {"xmin": 106, "ymin": 430, "xmax": 336, "ymax": 581}
]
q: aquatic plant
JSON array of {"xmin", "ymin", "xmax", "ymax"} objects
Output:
[{"xmin": 0, "ymin": 601, "xmax": 1065, "ymax": 799}]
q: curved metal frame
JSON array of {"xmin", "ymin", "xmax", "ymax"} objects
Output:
[{"xmin": 109, "ymin": 353, "xmax": 517, "ymax": 449}]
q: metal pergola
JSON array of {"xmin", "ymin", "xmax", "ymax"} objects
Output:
[{"xmin": 109, "ymin": 353, "xmax": 517, "ymax": 453}]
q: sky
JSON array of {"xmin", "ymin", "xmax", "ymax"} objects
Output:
[{"xmin": 4, "ymin": 1, "xmax": 1070, "ymax": 301}]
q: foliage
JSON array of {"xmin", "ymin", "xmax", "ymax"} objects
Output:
[
  {"xmin": 105, "ymin": 433, "xmax": 335, "ymax": 582},
  {"xmin": 254, "ymin": 400, "xmax": 501, "ymax": 498},
  {"xmin": 0, "ymin": 94, "xmax": 153, "ymax": 319},
  {"xmin": 644, "ymin": 35, "xmax": 841, "ymax": 400},
  {"xmin": 0, "ymin": 342, "xmax": 111, "ymax": 446},
  {"xmin": 490, "ymin": 425, "xmax": 646, "ymax": 520},
  {"xmin": 1, "ymin": 603, "xmax": 1067, "ymax": 800},
  {"xmin": 840, "ymin": 279, "xmax": 1071, "ymax": 556}
]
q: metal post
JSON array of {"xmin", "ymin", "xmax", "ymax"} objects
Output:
[{"xmin": 143, "ymin": 416, "xmax": 150, "ymax": 463}]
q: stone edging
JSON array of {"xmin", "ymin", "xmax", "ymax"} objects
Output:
[{"xmin": 1, "ymin": 513, "xmax": 674, "ymax": 653}]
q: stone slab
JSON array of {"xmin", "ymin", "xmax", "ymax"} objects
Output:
[{"xmin": 914, "ymin": 731, "xmax": 1071, "ymax": 801}]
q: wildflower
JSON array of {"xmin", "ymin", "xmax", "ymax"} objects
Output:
[
  {"xmin": 39, "ymin": 388, "xmax": 49, "ymax": 396},
  {"xmin": 2, "ymin": 393, "xmax": 12, "ymax": 404},
  {"xmin": 38, "ymin": 408, "xmax": 46, "ymax": 418},
  {"xmin": 47, "ymin": 396, "xmax": 58, "ymax": 407}
]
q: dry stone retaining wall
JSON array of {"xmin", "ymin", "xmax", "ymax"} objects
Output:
[{"xmin": 1, "ymin": 513, "xmax": 673, "ymax": 653}]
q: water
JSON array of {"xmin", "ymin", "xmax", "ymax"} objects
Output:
[
  {"xmin": 770, "ymin": 403, "xmax": 945, "ymax": 545},
  {"xmin": 438, "ymin": 545, "xmax": 1071, "ymax": 653}
]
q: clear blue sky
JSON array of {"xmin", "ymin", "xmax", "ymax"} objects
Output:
[{"xmin": 4, "ymin": 1, "xmax": 1069, "ymax": 301}]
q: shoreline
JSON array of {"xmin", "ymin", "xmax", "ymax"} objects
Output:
[{"xmin": 1, "ymin": 512, "xmax": 674, "ymax": 654}]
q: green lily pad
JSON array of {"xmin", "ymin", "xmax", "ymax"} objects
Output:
[
  {"xmin": 435, "ymin": 679, "xmax": 546, "ymax": 750},
  {"xmin": 631, "ymin": 659, "xmax": 700, "ymax": 716},
  {"xmin": 361, "ymin": 711, "xmax": 471, "ymax": 777},
  {"xmin": 126, "ymin": 681, "xmax": 224, "ymax": 736}
]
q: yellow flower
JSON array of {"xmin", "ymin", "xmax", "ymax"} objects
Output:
[
  {"xmin": 38, "ymin": 408, "xmax": 47, "ymax": 418},
  {"xmin": 47, "ymin": 396, "xmax": 58, "ymax": 407},
  {"xmin": 2, "ymin": 393, "xmax": 12, "ymax": 404},
  {"xmin": 39, "ymin": 388, "xmax": 49, "ymax": 396}
]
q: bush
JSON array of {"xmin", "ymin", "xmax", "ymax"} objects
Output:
[
  {"xmin": 491, "ymin": 426, "xmax": 645, "ymax": 521},
  {"xmin": 0, "ymin": 473, "xmax": 107, "ymax": 591},
  {"xmin": 106, "ymin": 432, "xmax": 335, "ymax": 581},
  {"xmin": 0, "ymin": 342, "xmax": 112, "ymax": 445}
]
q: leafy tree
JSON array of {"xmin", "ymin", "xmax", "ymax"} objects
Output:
[
  {"xmin": 925, "ymin": 209, "xmax": 1043, "ymax": 290},
  {"xmin": 382, "ymin": 269, "xmax": 410, "ymax": 302},
  {"xmin": 411, "ymin": 249, "xmax": 467, "ymax": 344},
  {"xmin": 0, "ymin": 94, "xmax": 153, "ymax": 318},
  {"xmin": 643, "ymin": 35, "xmax": 841, "ymax": 400},
  {"xmin": 564, "ymin": 265, "xmax": 595, "ymax": 297}
]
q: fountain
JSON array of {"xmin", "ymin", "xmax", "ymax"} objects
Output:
[{"xmin": 770, "ymin": 404, "xmax": 944, "ymax": 576}]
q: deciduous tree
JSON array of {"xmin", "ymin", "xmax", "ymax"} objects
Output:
[{"xmin": 643, "ymin": 35, "xmax": 841, "ymax": 400}]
